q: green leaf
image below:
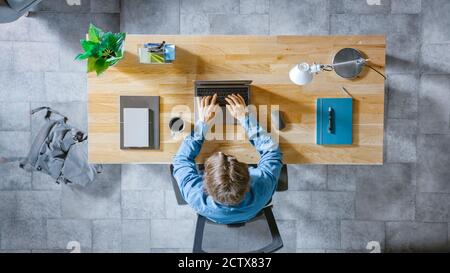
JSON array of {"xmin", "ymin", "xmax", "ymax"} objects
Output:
[
  {"xmin": 81, "ymin": 40, "xmax": 97, "ymax": 52},
  {"xmin": 95, "ymin": 58, "xmax": 109, "ymax": 76},
  {"xmin": 87, "ymin": 57, "xmax": 96, "ymax": 73},
  {"xmin": 75, "ymin": 52, "xmax": 91, "ymax": 60},
  {"xmin": 88, "ymin": 23, "xmax": 103, "ymax": 43}
]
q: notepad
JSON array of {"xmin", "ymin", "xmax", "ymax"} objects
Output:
[
  {"xmin": 123, "ymin": 108, "xmax": 150, "ymax": 148},
  {"xmin": 316, "ymin": 98, "xmax": 353, "ymax": 145}
]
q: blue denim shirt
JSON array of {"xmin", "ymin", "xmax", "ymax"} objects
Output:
[{"xmin": 172, "ymin": 114, "xmax": 283, "ymax": 224}]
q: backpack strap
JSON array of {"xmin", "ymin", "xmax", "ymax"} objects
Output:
[{"xmin": 31, "ymin": 106, "xmax": 68, "ymax": 122}]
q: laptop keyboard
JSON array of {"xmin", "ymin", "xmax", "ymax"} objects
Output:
[{"xmin": 195, "ymin": 87, "xmax": 249, "ymax": 107}]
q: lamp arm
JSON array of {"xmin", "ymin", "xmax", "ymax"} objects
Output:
[{"xmin": 331, "ymin": 58, "xmax": 370, "ymax": 68}]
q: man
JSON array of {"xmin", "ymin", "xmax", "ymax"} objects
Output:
[{"xmin": 172, "ymin": 93, "xmax": 283, "ymax": 224}]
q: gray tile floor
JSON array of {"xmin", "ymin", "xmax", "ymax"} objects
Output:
[{"xmin": 0, "ymin": 0, "xmax": 449, "ymax": 253}]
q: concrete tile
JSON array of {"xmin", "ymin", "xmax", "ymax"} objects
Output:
[
  {"xmin": 92, "ymin": 219, "xmax": 121, "ymax": 253},
  {"xmin": 121, "ymin": 164, "xmax": 172, "ymax": 190},
  {"xmin": 32, "ymin": 171, "xmax": 62, "ymax": 191},
  {"xmin": 91, "ymin": 13, "xmax": 120, "ymax": 33},
  {"xmin": 240, "ymin": 0, "xmax": 269, "ymax": 14},
  {"xmin": 421, "ymin": 0, "xmax": 450, "ymax": 43},
  {"xmin": 0, "ymin": 17, "xmax": 29, "ymax": 41},
  {"xmin": 386, "ymin": 119, "xmax": 417, "ymax": 163},
  {"xmin": 16, "ymin": 72, "xmax": 46, "ymax": 102},
  {"xmin": 330, "ymin": 14, "xmax": 418, "ymax": 34},
  {"xmin": 296, "ymin": 248, "xmax": 326, "ymax": 253},
  {"xmin": 47, "ymin": 219, "xmax": 92, "ymax": 253},
  {"xmin": 165, "ymin": 190, "xmax": 197, "ymax": 219},
  {"xmin": 341, "ymin": 220, "xmax": 385, "ymax": 251},
  {"xmin": 387, "ymin": 74, "xmax": 419, "ymax": 119},
  {"xmin": 150, "ymin": 219, "xmax": 196, "ymax": 248},
  {"xmin": 0, "ymin": 42, "xmax": 13, "ymax": 71},
  {"xmin": 0, "ymin": 72, "xmax": 15, "ymax": 101},
  {"xmin": 44, "ymin": 72, "xmax": 87, "ymax": 102},
  {"xmin": 421, "ymin": 44, "xmax": 450, "ymax": 74},
  {"xmin": 0, "ymin": 102, "xmax": 30, "ymax": 131},
  {"xmin": 356, "ymin": 175, "xmax": 415, "ymax": 221},
  {"xmin": 0, "ymin": 72, "xmax": 46, "ymax": 103},
  {"xmin": 386, "ymin": 32, "xmax": 420, "ymax": 74},
  {"xmin": 287, "ymin": 165, "xmax": 327, "ymax": 190},
  {"xmin": 0, "ymin": 191, "xmax": 17, "ymax": 219},
  {"xmin": 31, "ymin": 102, "xmax": 88, "ymax": 137},
  {"xmin": 16, "ymin": 191, "xmax": 61, "ymax": 219},
  {"xmin": 416, "ymin": 193, "xmax": 449, "ymax": 222},
  {"xmin": 269, "ymin": 0, "xmax": 329, "ymax": 35},
  {"xmin": 417, "ymin": 135, "xmax": 450, "ymax": 193},
  {"xmin": 391, "ymin": 0, "xmax": 421, "ymax": 14},
  {"xmin": 0, "ymin": 250, "xmax": 31, "ymax": 253},
  {"xmin": 122, "ymin": 219, "xmax": 151, "ymax": 253},
  {"xmin": 311, "ymin": 191, "xmax": 355, "ymax": 220},
  {"xmin": 181, "ymin": 0, "xmax": 239, "ymax": 14},
  {"xmin": 122, "ymin": 190, "xmax": 165, "ymax": 219},
  {"xmin": 275, "ymin": 220, "xmax": 296, "ymax": 253},
  {"xmin": 13, "ymin": 42, "xmax": 59, "ymax": 72},
  {"xmin": 91, "ymin": 0, "xmax": 120, "ymax": 13},
  {"xmin": 330, "ymin": 0, "xmax": 391, "ymax": 14},
  {"xmin": 272, "ymin": 191, "xmax": 311, "ymax": 220},
  {"xmin": 296, "ymin": 219, "xmax": 340, "ymax": 249},
  {"xmin": 57, "ymin": 14, "xmax": 91, "ymax": 73},
  {"xmin": 120, "ymin": 0, "xmax": 180, "ymax": 34},
  {"xmin": 327, "ymin": 166, "xmax": 357, "ymax": 191},
  {"xmin": 180, "ymin": 14, "xmax": 210, "ymax": 34},
  {"xmin": 1, "ymin": 219, "xmax": 46, "ymax": 250},
  {"xmin": 36, "ymin": 0, "xmax": 91, "ymax": 12},
  {"xmin": 0, "ymin": 131, "xmax": 30, "ymax": 158},
  {"xmin": 26, "ymin": 13, "xmax": 61, "ymax": 43},
  {"xmin": 210, "ymin": 14, "xmax": 269, "ymax": 34},
  {"xmin": 419, "ymin": 75, "xmax": 450, "ymax": 134},
  {"xmin": 0, "ymin": 162, "xmax": 31, "ymax": 190},
  {"xmin": 61, "ymin": 165, "xmax": 121, "ymax": 219},
  {"xmin": 32, "ymin": 249, "xmax": 69, "ymax": 253},
  {"xmin": 386, "ymin": 222, "xmax": 448, "ymax": 252}
]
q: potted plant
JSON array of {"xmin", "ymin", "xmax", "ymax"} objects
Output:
[{"xmin": 75, "ymin": 24, "xmax": 126, "ymax": 75}]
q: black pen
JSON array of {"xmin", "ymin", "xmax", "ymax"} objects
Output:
[{"xmin": 328, "ymin": 107, "xmax": 333, "ymax": 133}]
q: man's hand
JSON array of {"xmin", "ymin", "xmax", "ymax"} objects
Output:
[
  {"xmin": 225, "ymin": 94, "xmax": 248, "ymax": 121},
  {"xmin": 197, "ymin": 94, "xmax": 218, "ymax": 124}
]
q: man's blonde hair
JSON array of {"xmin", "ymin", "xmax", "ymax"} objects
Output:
[{"xmin": 203, "ymin": 152, "xmax": 250, "ymax": 205}]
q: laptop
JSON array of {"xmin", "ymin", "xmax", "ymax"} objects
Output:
[{"xmin": 194, "ymin": 80, "xmax": 252, "ymax": 124}]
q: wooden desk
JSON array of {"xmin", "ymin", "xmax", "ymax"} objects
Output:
[{"xmin": 88, "ymin": 35, "xmax": 385, "ymax": 164}]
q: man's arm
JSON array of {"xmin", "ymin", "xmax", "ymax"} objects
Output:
[
  {"xmin": 172, "ymin": 94, "xmax": 218, "ymax": 203},
  {"xmin": 225, "ymin": 94, "xmax": 283, "ymax": 191},
  {"xmin": 239, "ymin": 113, "xmax": 283, "ymax": 188},
  {"xmin": 172, "ymin": 122, "xmax": 209, "ymax": 202}
]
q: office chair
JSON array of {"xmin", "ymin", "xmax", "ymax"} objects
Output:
[
  {"xmin": 169, "ymin": 164, "xmax": 287, "ymax": 253},
  {"xmin": 0, "ymin": 0, "xmax": 42, "ymax": 23}
]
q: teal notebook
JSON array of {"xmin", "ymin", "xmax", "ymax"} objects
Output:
[{"xmin": 316, "ymin": 98, "xmax": 353, "ymax": 145}]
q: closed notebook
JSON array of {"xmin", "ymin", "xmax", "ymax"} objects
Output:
[
  {"xmin": 120, "ymin": 96, "xmax": 160, "ymax": 150},
  {"xmin": 316, "ymin": 98, "xmax": 353, "ymax": 145}
]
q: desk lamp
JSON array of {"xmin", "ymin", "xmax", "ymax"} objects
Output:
[{"xmin": 289, "ymin": 48, "xmax": 369, "ymax": 85}]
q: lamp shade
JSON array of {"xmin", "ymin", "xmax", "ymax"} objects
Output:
[{"xmin": 291, "ymin": 62, "xmax": 325, "ymax": 86}]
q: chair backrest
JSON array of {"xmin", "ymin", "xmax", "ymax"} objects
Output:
[{"xmin": 193, "ymin": 206, "xmax": 283, "ymax": 253}]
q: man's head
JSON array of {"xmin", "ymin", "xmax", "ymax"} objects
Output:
[{"xmin": 204, "ymin": 152, "xmax": 250, "ymax": 205}]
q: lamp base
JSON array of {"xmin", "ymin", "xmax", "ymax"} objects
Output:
[{"xmin": 332, "ymin": 48, "xmax": 365, "ymax": 79}]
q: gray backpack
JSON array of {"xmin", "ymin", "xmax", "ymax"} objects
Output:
[{"xmin": 19, "ymin": 107, "xmax": 102, "ymax": 186}]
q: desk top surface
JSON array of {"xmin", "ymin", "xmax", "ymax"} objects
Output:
[{"xmin": 88, "ymin": 35, "xmax": 385, "ymax": 164}]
